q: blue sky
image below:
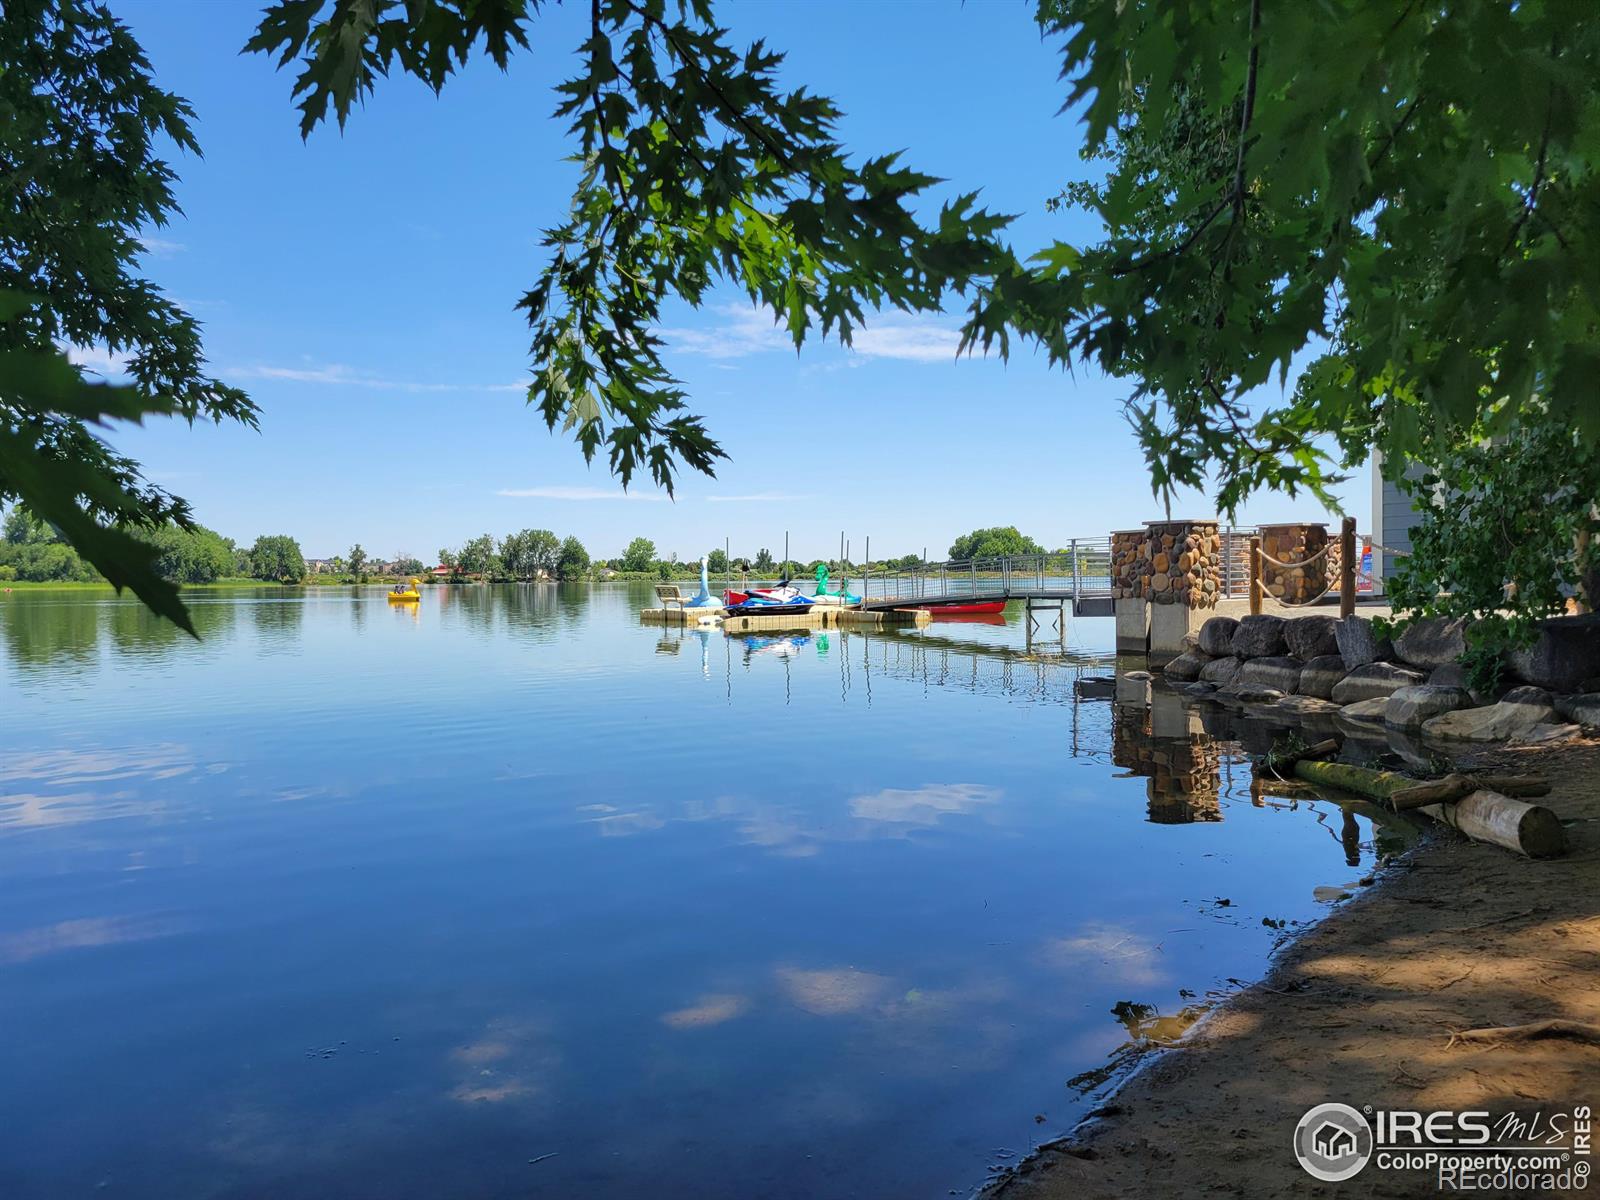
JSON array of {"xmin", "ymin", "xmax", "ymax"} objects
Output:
[{"xmin": 104, "ymin": 0, "xmax": 1366, "ymax": 565}]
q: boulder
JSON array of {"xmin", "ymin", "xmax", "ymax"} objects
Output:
[
  {"xmin": 1336, "ymin": 697, "xmax": 1391, "ymax": 724},
  {"xmin": 1284, "ymin": 615, "xmax": 1340, "ymax": 661},
  {"xmin": 1330, "ymin": 662, "xmax": 1427, "ymax": 704},
  {"xmin": 1176, "ymin": 681, "xmax": 1219, "ymax": 697},
  {"xmin": 1334, "ymin": 615, "xmax": 1393, "ymax": 670},
  {"xmin": 1161, "ymin": 650, "xmax": 1212, "ymax": 682},
  {"xmin": 1502, "ymin": 684, "xmax": 1555, "ymax": 709},
  {"xmin": 1198, "ymin": 656, "xmax": 1244, "ymax": 685},
  {"xmin": 1507, "ymin": 613, "xmax": 1600, "ymax": 692},
  {"xmin": 1239, "ymin": 656, "xmax": 1303, "ymax": 693},
  {"xmin": 1555, "ymin": 693, "xmax": 1600, "ymax": 728},
  {"xmin": 1384, "ymin": 684, "xmax": 1473, "ymax": 728},
  {"xmin": 1297, "ymin": 655, "xmax": 1348, "ymax": 700},
  {"xmin": 1392, "ymin": 616, "xmax": 1469, "ymax": 669},
  {"xmin": 1197, "ymin": 616, "xmax": 1239, "ymax": 657},
  {"xmin": 1217, "ymin": 682, "xmax": 1284, "ymax": 704},
  {"xmin": 1421, "ymin": 688, "xmax": 1558, "ymax": 741},
  {"xmin": 1231, "ymin": 614, "xmax": 1288, "ymax": 659}
]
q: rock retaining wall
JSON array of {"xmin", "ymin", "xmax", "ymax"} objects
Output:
[
  {"xmin": 1110, "ymin": 530, "xmax": 1145, "ymax": 600},
  {"xmin": 1257, "ymin": 522, "xmax": 1330, "ymax": 605},
  {"xmin": 1162, "ymin": 611, "xmax": 1600, "ymax": 746},
  {"xmin": 1143, "ymin": 520, "xmax": 1222, "ymax": 609}
]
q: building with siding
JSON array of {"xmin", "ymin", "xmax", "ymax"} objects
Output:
[{"xmin": 1369, "ymin": 450, "xmax": 1427, "ymax": 592}]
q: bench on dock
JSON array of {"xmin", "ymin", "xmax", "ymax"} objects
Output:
[{"xmin": 654, "ymin": 584, "xmax": 686, "ymax": 612}]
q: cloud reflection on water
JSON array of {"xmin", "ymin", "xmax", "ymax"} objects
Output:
[{"xmin": 1037, "ymin": 922, "xmax": 1171, "ymax": 988}]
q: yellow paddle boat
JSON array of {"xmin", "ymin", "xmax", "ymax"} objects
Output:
[{"xmin": 387, "ymin": 578, "xmax": 422, "ymax": 603}]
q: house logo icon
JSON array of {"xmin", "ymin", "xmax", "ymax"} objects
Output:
[{"xmin": 1294, "ymin": 1103, "xmax": 1373, "ymax": 1181}]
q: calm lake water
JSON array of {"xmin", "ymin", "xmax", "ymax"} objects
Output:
[{"xmin": 0, "ymin": 585, "xmax": 1394, "ymax": 1199}]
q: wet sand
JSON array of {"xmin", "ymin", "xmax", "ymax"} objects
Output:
[{"xmin": 988, "ymin": 738, "xmax": 1600, "ymax": 1200}]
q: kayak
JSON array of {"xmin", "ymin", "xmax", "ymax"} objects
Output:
[{"xmin": 898, "ymin": 599, "xmax": 1007, "ymax": 615}]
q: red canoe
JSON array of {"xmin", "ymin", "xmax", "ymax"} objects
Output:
[{"xmin": 897, "ymin": 599, "xmax": 1008, "ymax": 616}]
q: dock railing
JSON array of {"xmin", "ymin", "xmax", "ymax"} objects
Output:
[{"xmin": 857, "ymin": 538, "xmax": 1114, "ymax": 609}]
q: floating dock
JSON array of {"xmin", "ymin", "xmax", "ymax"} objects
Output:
[{"xmin": 640, "ymin": 606, "xmax": 931, "ymax": 632}]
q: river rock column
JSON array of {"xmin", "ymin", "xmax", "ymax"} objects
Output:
[
  {"xmin": 1144, "ymin": 519, "xmax": 1222, "ymax": 662},
  {"xmin": 1258, "ymin": 522, "xmax": 1330, "ymax": 605},
  {"xmin": 1110, "ymin": 529, "xmax": 1149, "ymax": 652}
]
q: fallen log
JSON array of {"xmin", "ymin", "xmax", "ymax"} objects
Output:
[
  {"xmin": 1262, "ymin": 738, "xmax": 1340, "ymax": 773},
  {"xmin": 1446, "ymin": 1019, "xmax": 1600, "ymax": 1049},
  {"xmin": 1388, "ymin": 773, "xmax": 1552, "ymax": 810},
  {"xmin": 1418, "ymin": 790, "xmax": 1566, "ymax": 860},
  {"xmin": 1291, "ymin": 759, "xmax": 1415, "ymax": 800},
  {"xmin": 1293, "ymin": 761, "xmax": 1566, "ymax": 859}
]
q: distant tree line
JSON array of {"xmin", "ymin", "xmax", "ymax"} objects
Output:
[
  {"xmin": 1, "ymin": 504, "xmax": 309, "ymax": 585},
  {"xmin": 437, "ymin": 529, "xmax": 591, "ymax": 582},
  {"xmin": 3, "ymin": 505, "xmax": 1066, "ymax": 591}
]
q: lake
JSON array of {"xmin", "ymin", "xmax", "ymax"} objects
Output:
[{"xmin": 0, "ymin": 584, "xmax": 1394, "ymax": 1198}]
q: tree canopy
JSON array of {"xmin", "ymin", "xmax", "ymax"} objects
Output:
[
  {"xmin": 621, "ymin": 536, "xmax": 656, "ymax": 573},
  {"xmin": 948, "ymin": 526, "xmax": 1045, "ymax": 562},
  {"xmin": 249, "ymin": 534, "xmax": 305, "ymax": 582},
  {"xmin": 1, "ymin": 0, "xmax": 256, "ymax": 630},
  {"xmin": 976, "ymin": 0, "xmax": 1600, "ymax": 518},
  {"xmin": 556, "ymin": 535, "xmax": 590, "ymax": 580}
]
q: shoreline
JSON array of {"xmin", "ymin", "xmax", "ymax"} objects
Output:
[{"xmin": 984, "ymin": 734, "xmax": 1600, "ymax": 1199}]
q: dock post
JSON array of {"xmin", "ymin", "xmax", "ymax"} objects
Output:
[
  {"xmin": 1339, "ymin": 517, "xmax": 1356, "ymax": 618},
  {"xmin": 1249, "ymin": 535, "xmax": 1263, "ymax": 616}
]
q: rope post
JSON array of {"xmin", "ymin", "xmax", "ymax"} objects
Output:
[
  {"xmin": 1339, "ymin": 516, "xmax": 1357, "ymax": 619},
  {"xmin": 1249, "ymin": 535, "xmax": 1263, "ymax": 616}
]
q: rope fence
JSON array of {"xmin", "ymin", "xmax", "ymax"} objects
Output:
[{"xmin": 1256, "ymin": 543, "xmax": 1333, "ymax": 570}]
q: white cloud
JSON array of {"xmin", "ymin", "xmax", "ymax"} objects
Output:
[
  {"xmin": 496, "ymin": 486, "xmax": 667, "ymax": 502},
  {"xmin": 66, "ymin": 344, "xmax": 129, "ymax": 378},
  {"xmin": 138, "ymin": 236, "xmax": 185, "ymax": 257},
  {"xmin": 705, "ymin": 492, "xmax": 811, "ymax": 503},
  {"xmin": 659, "ymin": 303, "xmax": 975, "ymax": 363},
  {"xmin": 658, "ymin": 304, "xmax": 792, "ymax": 359},
  {"xmin": 850, "ymin": 319, "xmax": 966, "ymax": 362},
  {"xmin": 229, "ymin": 362, "xmax": 525, "ymax": 394}
]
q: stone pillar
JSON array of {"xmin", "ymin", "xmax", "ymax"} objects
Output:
[
  {"xmin": 1144, "ymin": 519, "xmax": 1222, "ymax": 662},
  {"xmin": 1257, "ymin": 522, "xmax": 1330, "ymax": 605},
  {"xmin": 1110, "ymin": 529, "xmax": 1149, "ymax": 652}
]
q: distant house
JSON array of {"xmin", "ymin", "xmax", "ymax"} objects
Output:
[{"xmin": 431, "ymin": 565, "xmax": 453, "ymax": 577}]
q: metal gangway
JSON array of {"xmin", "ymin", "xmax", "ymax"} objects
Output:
[{"xmin": 856, "ymin": 538, "xmax": 1115, "ymax": 617}]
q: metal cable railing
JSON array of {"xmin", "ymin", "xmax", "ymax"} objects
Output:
[{"xmin": 857, "ymin": 539, "xmax": 1114, "ymax": 607}]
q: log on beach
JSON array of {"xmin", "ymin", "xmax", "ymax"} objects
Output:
[
  {"xmin": 1291, "ymin": 759, "xmax": 1415, "ymax": 800},
  {"xmin": 1292, "ymin": 761, "xmax": 1566, "ymax": 859},
  {"xmin": 1387, "ymin": 773, "xmax": 1552, "ymax": 810},
  {"xmin": 1418, "ymin": 791, "xmax": 1567, "ymax": 860}
]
